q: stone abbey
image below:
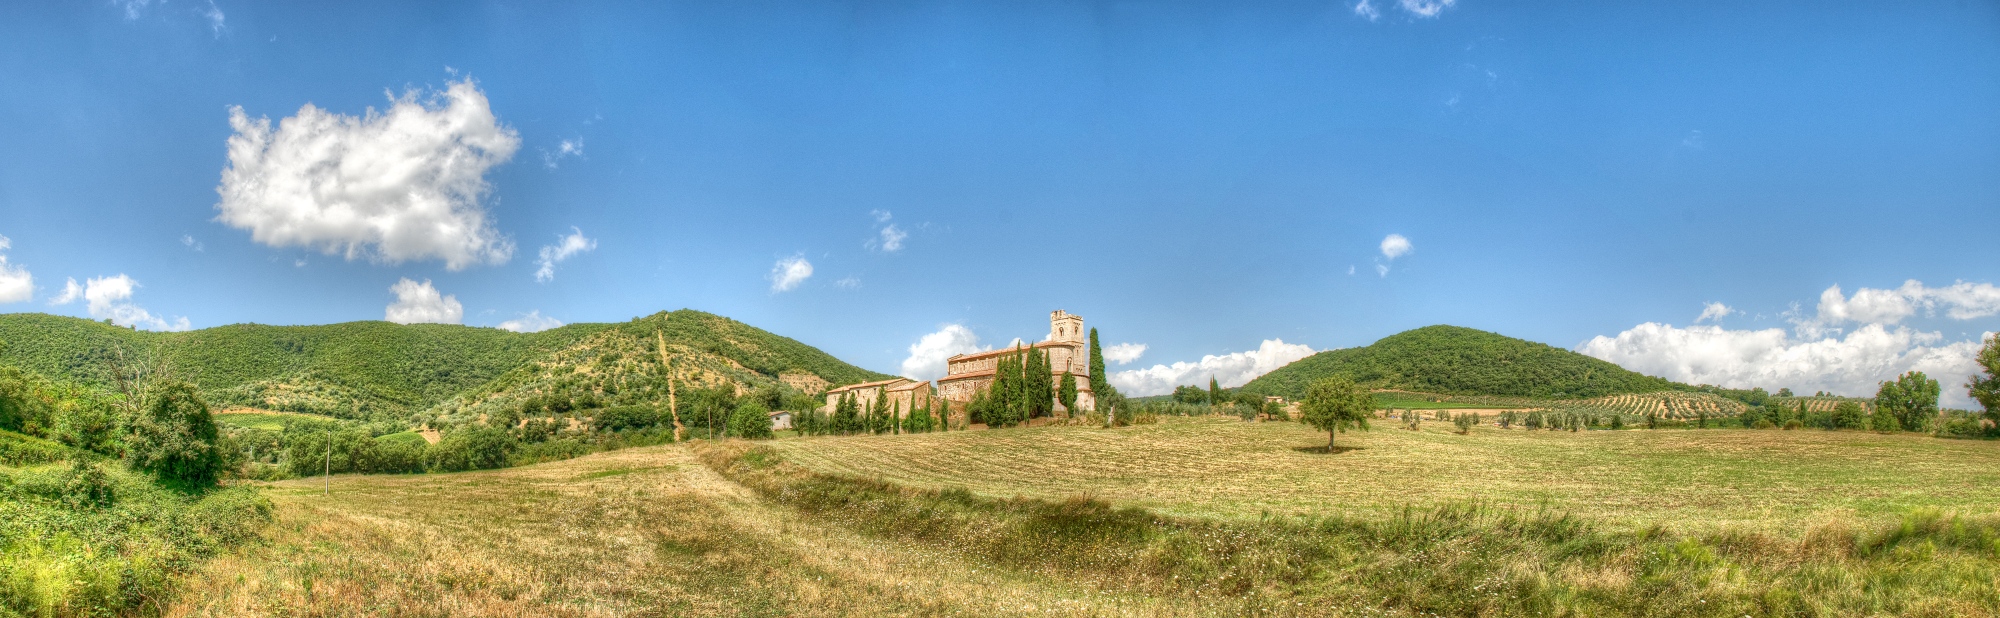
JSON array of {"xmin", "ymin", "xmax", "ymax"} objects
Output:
[{"xmin": 823, "ymin": 310, "xmax": 1096, "ymax": 421}]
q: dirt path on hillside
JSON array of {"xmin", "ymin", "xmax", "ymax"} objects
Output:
[{"xmin": 169, "ymin": 444, "xmax": 1163, "ymax": 617}]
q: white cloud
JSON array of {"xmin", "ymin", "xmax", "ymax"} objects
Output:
[
  {"xmin": 49, "ymin": 274, "xmax": 189, "ymax": 331},
  {"xmin": 115, "ymin": 0, "xmax": 151, "ymax": 20},
  {"xmin": 864, "ymin": 211, "xmax": 908, "ymax": 253},
  {"xmin": 1380, "ymin": 234, "xmax": 1413, "ymax": 259},
  {"xmin": 216, "ymin": 78, "xmax": 520, "ymax": 271},
  {"xmin": 1353, "ymin": 0, "xmax": 1381, "ymax": 21},
  {"xmin": 1578, "ymin": 323, "xmax": 1986, "ymax": 407},
  {"xmin": 1398, "ymin": 0, "xmax": 1456, "ymax": 17},
  {"xmin": 1695, "ymin": 302, "xmax": 1735, "ymax": 323},
  {"xmin": 50, "ymin": 278, "xmax": 81, "ymax": 305},
  {"xmin": 384, "ymin": 278, "xmax": 463, "ymax": 325},
  {"xmin": 203, "ymin": 0, "xmax": 225, "ymax": 36},
  {"xmin": 1102, "ymin": 343, "xmax": 1147, "ymax": 365},
  {"xmin": 1347, "ymin": 265, "xmax": 1356, "ymax": 276},
  {"xmin": 901, "ymin": 324, "xmax": 989, "ymax": 381},
  {"xmin": 835, "ymin": 276, "xmax": 861, "ymax": 289},
  {"xmin": 497, "ymin": 310, "xmax": 562, "ymax": 333},
  {"xmin": 1109, "ymin": 339, "xmax": 1317, "ymax": 396},
  {"xmin": 533, "ymin": 227, "xmax": 596, "ymax": 283},
  {"xmin": 1801, "ymin": 280, "xmax": 2000, "ymax": 336},
  {"xmin": 1581, "ymin": 279, "xmax": 2000, "ymax": 407},
  {"xmin": 878, "ymin": 225, "xmax": 907, "ymax": 252},
  {"xmin": 541, "ymin": 138, "xmax": 583, "ymax": 169},
  {"xmin": 769, "ymin": 255, "xmax": 813, "ymax": 292},
  {"xmin": 181, "ymin": 235, "xmax": 204, "ymax": 252},
  {"xmin": 1376, "ymin": 264, "xmax": 1390, "ymax": 277},
  {"xmin": 0, "ymin": 235, "xmax": 32, "ymax": 304}
]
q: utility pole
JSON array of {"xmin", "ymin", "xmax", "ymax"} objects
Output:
[{"xmin": 324, "ymin": 425, "xmax": 331, "ymax": 496}]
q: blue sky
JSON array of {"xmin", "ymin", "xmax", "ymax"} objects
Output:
[{"xmin": 1, "ymin": 0, "xmax": 1996, "ymax": 402}]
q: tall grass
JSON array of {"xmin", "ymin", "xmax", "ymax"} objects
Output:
[{"xmin": 701, "ymin": 441, "xmax": 2000, "ymax": 617}]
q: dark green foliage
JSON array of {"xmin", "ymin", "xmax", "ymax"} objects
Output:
[
  {"xmin": 53, "ymin": 396, "xmax": 119, "ymax": 456},
  {"xmin": 0, "ymin": 365, "xmax": 53, "ymax": 437},
  {"xmin": 1454, "ymin": 412, "xmax": 1477, "ymax": 434},
  {"xmin": 1299, "ymin": 376, "xmax": 1370, "ymax": 449},
  {"xmin": 0, "ymin": 311, "xmax": 889, "ymax": 423},
  {"xmin": 58, "ymin": 459, "xmax": 116, "ymax": 510},
  {"xmin": 1170, "ymin": 385, "xmax": 1208, "ymax": 405},
  {"xmin": 1057, "ymin": 371, "xmax": 1078, "ymax": 414},
  {"xmin": 124, "ymin": 381, "xmax": 224, "ymax": 487},
  {"xmin": 1830, "ymin": 401, "xmax": 1865, "ymax": 429},
  {"xmin": 1243, "ymin": 325, "xmax": 1678, "ymax": 399},
  {"xmin": 426, "ymin": 426, "xmax": 516, "ymax": 471},
  {"xmin": 729, "ymin": 402, "xmax": 774, "ymax": 440},
  {"xmin": 1087, "ymin": 328, "xmax": 1120, "ymax": 411},
  {"xmin": 593, "ymin": 405, "xmax": 659, "ymax": 432},
  {"xmin": 1208, "ymin": 377, "xmax": 1221, "ymax": 406},
  {"xmin": 1972, "ymin": 334, "xmax": 2000, "ymax": 432},
  {"xmin": 1875, "ymin": 371, "xmax": 1941, "ymax": 432},
  {"xmin": 833, "ymin": 392, "xmax": 861, "ymax": 434}
]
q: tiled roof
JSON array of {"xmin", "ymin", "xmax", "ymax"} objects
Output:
[
  {"xmin": 887, "ymin": 380, "xmax": 932, "ymax": 392},
  {"xmin": 826, "ymin": 377, "xmax": 912, "ymax": 394},
  {"xmin": 946, "ymin": 341, "xmax": 1081, "ymax": 363}
]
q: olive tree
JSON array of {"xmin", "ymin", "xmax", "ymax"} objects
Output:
[{"xmin": 1299, "ymin": 376, "xmax": 1371, "ymax": 451}]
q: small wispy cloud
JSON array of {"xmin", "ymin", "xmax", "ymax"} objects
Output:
[
  {"xmin": 1353, "ymin": 0, "xmax": 1381, "ymax": 21},
  {"xmin": 835, "ymin": 276, "xmax": 860, "ymax": 289},
  {"xmin": 49, "ymin": 274, "xmax": 190, "ymax": 331},
  {"xmin": 1681, "ymin": 130, "xmax": 1705, "ymax": 150},
  {"xmin": 769, "ymin": 255, "xmax": 813, "ymax": 292},
  {"xmin": 498, "ymin": 310, "xmax": 563, "ymax": 333},
  {"xmin": 1398, "ymin": 0, "xmax": 1456, "ymax": 18},
  {"xmin": 534, "ymin": 227, "xmax": 596, "ymax": 283},
  {"xmin": 865, "ymin": 210, "xmax": 909, "ymax": 253},
  {"xmin": 542, "ymin": 138, "xmax": 584, "ymax": 169},
  {"xmin": 1695, "ymin": 302, "xmax": 1736, "ymax": 323},
  {"xmin": 182, "ymin": 235, "xmax": 204, "ymax": 252}
]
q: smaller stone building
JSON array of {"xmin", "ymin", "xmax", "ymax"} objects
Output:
[{"xmin": 822, "ymin": 377, "xmax": 935, "ymax": 418}]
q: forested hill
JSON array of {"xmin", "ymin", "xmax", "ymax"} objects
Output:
[
  {"xmin": 0, "ymin": 310, "xmax": 891, "ymax": 421},
  {"xmin": 1240, "ymin": 325, "xmax": 1679, "ymax": 400}
]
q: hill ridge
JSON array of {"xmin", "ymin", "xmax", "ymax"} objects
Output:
[{"xmin": 1241, "ymin": 324, "xmax": 1677, "ymax": 399}]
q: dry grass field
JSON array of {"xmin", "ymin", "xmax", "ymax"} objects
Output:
[
  {"xmin": 771, "ymin": 416, "xmax": 2000, "ymax": 532},
  {"xmin": 161, "ymin": 416, "xmax": 2000, "ymax": 616},
  {"xmin": 167, "ymin": 443, "xmax": 1171, "ymax": 617}
]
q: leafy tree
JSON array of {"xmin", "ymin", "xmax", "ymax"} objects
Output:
[
  {"xmin": 124, "ymin": 380, "xmax": 225, "ymax": 487},
  {"xmin": 594, "ymin": 405, "xmax": 658, "ymax": 432},
  {"xmin": 1876, "ymin": 371, "xmax": 1940, "ymax": 432},
  {"xmin": 1171, "ymin": 385, "xmax": 1208, "ymax": 405},
  {"xmin": 1869, "ymin": 407, "xmax": 1902, "ymax": 433},
  {"xmin": 1970, "ymin": 334, "xmax": 2000, "ymax": 432},
  {"xmin": 55, "ymin": 396, "xmax": 121, "ymax": 456},
  {"xmin": 1830, "ymin": 401, "xmax": 1864, "ymax": 429},
  {"xmin": 728, "ymin": 402, "xmax": 774, "ymax": 439},
  {"xmin": 1299, "ymin": 376, "xmax": 1370, "ymax": 451},
  {"xmin": 1453, "ymin": 412, "xmax": 1477, "ymax": 434}
]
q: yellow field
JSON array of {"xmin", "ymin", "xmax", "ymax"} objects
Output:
[{"xmin": 770, "ymin": 416, "xmax": 2000, "ymax": 532}]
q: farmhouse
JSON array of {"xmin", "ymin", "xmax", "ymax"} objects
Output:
[
  {"xmin": 937, "ymin": 310, "xmax": 1095, "ymax": 414},
  {"xmin": 822, "ymin": 377, "xmax": 937, "ymax": 417}
]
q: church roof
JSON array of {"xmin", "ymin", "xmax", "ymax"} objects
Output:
[
  {"xmin": 826, "ymin": 377, "xmax": 912, "ymax": 394},
  {"xmin": 946, "ymin": 340, "xmax": 1080, "ymax": 363}
]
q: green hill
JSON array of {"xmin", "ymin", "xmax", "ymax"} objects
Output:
[
  {"xmin": 1241, "ymin": 325, "xmax": 1677, "ymax": 400},
  {"xmin": 0, "ymin": 310, "xmax": 891, "ymax": 422}
]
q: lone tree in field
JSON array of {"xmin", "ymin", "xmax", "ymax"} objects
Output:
[{"xmin": 1300, "ymin": 376, "xmax": 1370, "ymax": 451}]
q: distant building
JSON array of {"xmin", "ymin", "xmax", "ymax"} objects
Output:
[
  {"xmin": 821, "ymin": 377, "xmax": 935, "ymax": 418},
  {"xmin": 937, "ymin": 310, "xmax": 1095, "ymax": 414},
  {"xmin": 768, "ymin": 410, "xmax": 793, "ymax": 431}
]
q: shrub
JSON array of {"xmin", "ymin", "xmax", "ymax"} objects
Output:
[
  {"xmin": 1609, "ymin": 414, "xmax": 1625, "ymax": 430},
  {"xmin": 593, "ymin": 405, "xmax": 658, "ymax": 432},
  {"xmin": 58, "ymin": 460, "xmax": 116, "ymax": 509},
  {"xmin": 124, "ymin": 381, "xmax": 224, "ymax": 487},
  {"xmin": 1453, "ymin": 412, "xmax": 1476, "ymax": 434},
  {"xmin": 1783, "ymin": 419, "xmax": 1802, "ymax": 430},
  {"xmin": 427, "ymin": 426, "xmax": 516, "ymax": 471},
  {"xmin": 1830, "ymin": 401, "xmax": 1864, "ymax": 429},
  {"xmin": 728, "ymin": 402, "xmax": 774, "ymax": 440}
]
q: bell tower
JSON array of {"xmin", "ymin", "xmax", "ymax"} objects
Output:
[{"xmin": 1048, "ymin": 310, "xmax": 1085, "ymax": 344}]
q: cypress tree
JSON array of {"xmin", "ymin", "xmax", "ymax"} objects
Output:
[
  {"xmin": 1088, "ymin": 328, "xmax": 1118, "ymax": 411},
  {"xmin": 1057, "ymin": 371, "xmax": 1078, "ymax": 416},
  {"xmin": 1208, "ymin": 377, "xmax": 1221, "ymax": 407}
]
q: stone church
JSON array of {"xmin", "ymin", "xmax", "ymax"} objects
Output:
[{"xmin": 937, "ymin": 310, "xmax": 1096, "ymax": 415}]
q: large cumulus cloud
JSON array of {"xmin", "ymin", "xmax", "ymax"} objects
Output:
[{"xmin": 216, "ymin": 79, "xmax": 520, "ymax": 270}]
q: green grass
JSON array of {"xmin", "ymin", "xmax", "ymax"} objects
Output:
[
  {"xmin": 769, "ymin": 416, "xmax": 2000, "ymax": 533},
  {"xmin": 212, "ymin": 412, "xmax": 295, "ymax": 432}
]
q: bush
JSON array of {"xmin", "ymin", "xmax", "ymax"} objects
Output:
[
  {"xmin": 427, "ymin": 426, "xmax": 516, "ymax": 471},
  {"xmin": 1453, "ymin": 413, "xmax": 1477, "ymax": 434},
  {"xmin": 593, "ymin": 405, "xmax": 658, "ymax": 432},
  {"xmin": 124, "ymin": 381, "xmax": 225, "ymax": 487},
  {"xmin": 728, "ymin": 402, "xmax": 774, "ymax": 440},
  {"xmin": 58, "ymin": 460, "xmax": 115, "ymax": 509}
]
